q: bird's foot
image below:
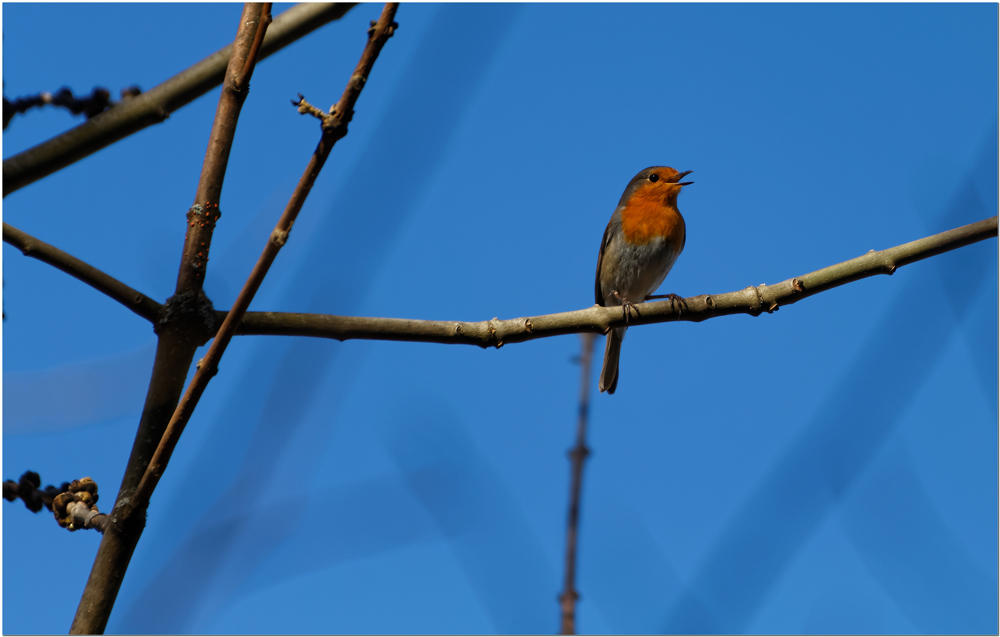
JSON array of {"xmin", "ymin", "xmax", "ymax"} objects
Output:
[
  {"xmin": 645, "ymin": 292, "xmax": 687, "ymax": 319},
  {"xmin": 613, "ymin": 290, "xmax": 638, "ymax": 327}
]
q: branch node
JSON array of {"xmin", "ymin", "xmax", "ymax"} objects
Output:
[
  {"xmin": 747, "ymin": 286, "xmax": 765, "ymax": 317},
  {"xmin": 524, "ymin": 318, "xmax": 533, "ymax": 333},
  {"xmin": 791, "ymin": 278, "xmax": 805, "ymax": 293},
  {"xmin": 568, "ymin": 444, "xmax": 590, "ymax": 461},
  {"xmin": 157, "ymin": 289, "xmax": 217, "ymax": 344},
  {"xmin": 186, "ymin": 202, "xmax": 222, "ymax": 225},
  {"xmin": 270, "ymin": 228, "xmax": 289, "ymax": 247},
  {"xmin": 487, "ymin": 317, "xmax": 503, "ymax": 348}
]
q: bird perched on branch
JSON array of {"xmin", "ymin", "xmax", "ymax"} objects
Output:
[{"xmin": 595, "ymin": 166, "xmax": 693, "ymax": 394}]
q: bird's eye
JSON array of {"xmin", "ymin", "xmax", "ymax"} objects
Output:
[{"xmin": 648, "ymin": 173, "xmax": 659, "ymax": 182}]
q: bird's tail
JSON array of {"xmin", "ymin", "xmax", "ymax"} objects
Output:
[{"xmin": 599, "ymin": 328, "xmax": 624, "ymax": 394}]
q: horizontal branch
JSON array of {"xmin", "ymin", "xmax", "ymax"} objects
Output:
[
  {"xmin": 231, "ymin": 216, "xmax": 998, "ymax": 346},
  {"xmin": 2, "ymin": 2, "xmax": 355, "ymax": 196},
  {"xmin": 3, "ymin": 221, "xmax": 162, "ymax": 322}
]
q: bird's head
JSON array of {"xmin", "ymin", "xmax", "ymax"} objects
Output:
[{"xmin": 618, "ymin": 166, "xmax": 693, "ymax": 207}]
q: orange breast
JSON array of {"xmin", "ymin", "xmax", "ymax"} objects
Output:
[{"xmin": 620, "ymin": 190, "xmax": 685, "ymax": 251}]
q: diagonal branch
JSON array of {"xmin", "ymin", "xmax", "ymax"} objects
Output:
[
  {"xmin": 227, "ymin": 216, "xmax": 998, "ymax": 346},
  {"xmin": 129, "ymin": 0, "xmax": 399, "ymax": 545},
  {"xmin": 3, "ymin": 221, "xmax": 162, "ymax": 322},
  {"xmin": 2, "ymin": 3, "xmax": 355, "ymax": 197}
]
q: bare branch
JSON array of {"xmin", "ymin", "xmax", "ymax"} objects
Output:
[
  {"xmin": 176, "ymin": 3, "xmax": 273, "ymax": 294},
  {"xmin": 230, "ymin": 216, "xmax": 998, "ymax": 345},
  {"xmin": 130, "ymin": 1, "xmax": 400, "ymax": 516},
  {"xmin": 560, "ymin": 334, "xmax": 595, "ymax": 635},
  {"xmin": 2, "ymin": 3, "xmax": 356, "ymax": 197},
  {"xmin": 3, "ymin": 221, "xmax": 162, "ymax": 322},
  {"xmin": 69, "ymin": 6, "xmax": 275, "ymax": 633},
  {"xmin": 235, "ymin": 4, "xmax": 273, "ymax": 90}
]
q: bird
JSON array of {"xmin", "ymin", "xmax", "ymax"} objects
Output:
[{"xmin": 595, "ymin": 166, "xmax": 693, "ymax": 394}]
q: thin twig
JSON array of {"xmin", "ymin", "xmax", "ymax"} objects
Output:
[
  {"xmin": 560, "ymin": 333, "xmax": 596, "ymax": 634},
  {"xmin": 130, "ymin": 0, "xmax": 399, "ymax": 525},
  {"xmin": 69, "ymin": 6, "xmax": 274, "ymax": 633},
  {"xmin": 228, "ymin": 215, "xmax": 998, "ymax": 345},
  {"xmin": 2, "ymin": 221, "xmax": 162, "ymax": 322},
  {"xmin": 2, "ymin": 3, "xmax": 356, "ymax": 197}
]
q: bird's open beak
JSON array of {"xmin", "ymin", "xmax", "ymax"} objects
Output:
[{"xmin": 674, "ymin": 170, "xmax": 693, "ymax": 186}]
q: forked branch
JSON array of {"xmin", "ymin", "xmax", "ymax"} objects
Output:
[
  {"xmin": 69, "ymin": 5, "xmax": 276, "ymax": 633},
  {"xmin": 130, "ymin": 1, "xmax": 400, "ymax": 517},
  {"xmin": 5, "ymin": 214, "xmax": 995, "ymax": 349}
]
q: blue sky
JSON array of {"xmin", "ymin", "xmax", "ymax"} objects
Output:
[{"xmin": 3, "ymin": 3, "xmax": 997, "ymax": 634}]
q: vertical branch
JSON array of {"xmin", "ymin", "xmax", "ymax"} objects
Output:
[
  {"xmin": 177, "ymin": 3, "xmax": 272, "ymax": 294},
  {"xmin": 560, "ymin": 333, "xmax": 596, "ymax": 634},
  {"xmin": 69, "ymin": 5, "xmax": 271, "ymax": 634}
]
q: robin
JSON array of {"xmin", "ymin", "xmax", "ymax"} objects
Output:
[{"xmin": 595, "ymin": 166, "xmax": 693, "ymax": 394}]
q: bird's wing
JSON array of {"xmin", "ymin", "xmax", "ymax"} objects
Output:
[{"xmin": 595, "ymin": 217, "xmax": 615, "ymax": 306}]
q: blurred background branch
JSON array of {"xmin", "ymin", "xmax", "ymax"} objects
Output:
[
  {"xmin": 560, "ymin": 333, "xmax": 596, "ymax": 634},
  {"xmin": 3, "ymin": 85, "xmax": 141, "ymax": 130}
]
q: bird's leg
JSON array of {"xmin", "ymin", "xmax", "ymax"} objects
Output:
[
  {"xmin": 613, "ymin": 290, "xmax": 637, "ymax": 327},
  {"xmin": 645, "ymin": 293, "xmax": 687, "ymax": 320}
]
